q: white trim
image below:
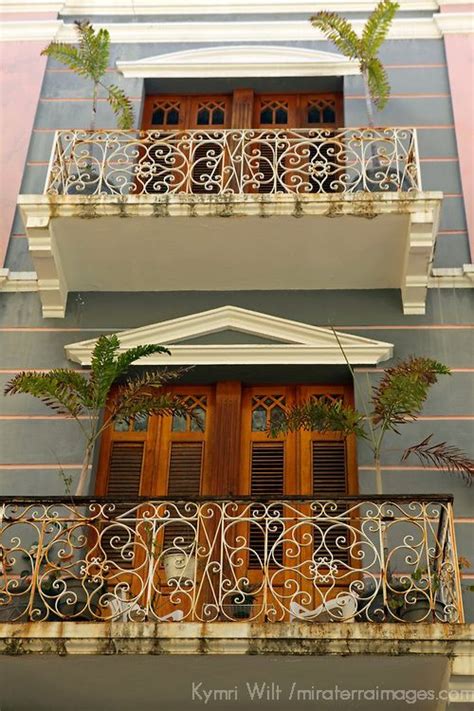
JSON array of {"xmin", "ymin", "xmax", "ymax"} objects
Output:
[
  {"xmin": 65, "ymin": 306, "xmax": 394, "ymax": 366},
  {"xmin": 4, "ymin": 16, "xmax": 469, "ymax": 43},
  {"xmin": 433, "ymin": 11, "xmax": 474, "ymax": 34},
  {"xmin": 58, "ymin": 1, "xmax": 440, "ymax": 14},
  {"xmin": 57, "ymin": 18, "xmax": 442, "ymax": 43},
  {"xmin": 0, "ymin": 20, "xmax": 63, "ymax": 41},
  {"xmin": 0, "ymin": 269, "xmax": 38, "ymax": 292},
  {"xmin": 117, "ymin": 45, "xmax": 360, "ymax": 79},
  {"xmin": 0, "ymin": 1, "xmax": 63, "ymax": 11},
  {"xmin": 429, "ymin": 265, "xmax": 474, "ymax": 288}
]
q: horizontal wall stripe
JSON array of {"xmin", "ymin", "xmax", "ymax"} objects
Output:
[
  {"xmin": 355, "ymin": 367, "xmax": 474, "ymax": 373},
  {"xmin": 359, "ymin": 465, "xmax": 472, "ymax": 472},
  {"xmin": 420, "ymin": 157, "xmax": 459, "ymax": 162},
  {"xmin": 0, "ymin": 464, "xmax": 88, "ymax": 470},
  {"xmin": 438, "ymin": 229, "xmax": 467, "ymax": 234},
  {"xmin": 454, "ymin": 518, "xmax": 474, "ymax": 523},
  {"xmin": 346, "ymin": 93, "xmax": 450, "ymax": 99},
  {"xmin": 39, "ymin": 97, "xmax": 143, "ymax": 102},
  {"xmin": 0, "ymin": 415, "xmax": 91, "ymax": 420}
]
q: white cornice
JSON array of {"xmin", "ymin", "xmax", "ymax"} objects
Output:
[
  {"xmin": 429, "ymin": 265, "xmax": 474, "ymax": 288},
  {"xmin": 0, "ymin": 269, "xmax": 38, "ymax": 292},
  {"xmin": 58, "ymin": 1, "xmax": 440, "ymax": 14},
  {"xmin": 65, "ymin": 306, "xmax": 394, "ymax": 366},
  {"xmin": 0, "ymin": 1, "xmax": 63, "ymax": 12},
  {"xmin": 117, "ymin": 46, "xmax": 360, "ymax": 79},
  {"xmin": 434, "ymin": 11, "xmax": 474, "ymax": 34},
  {"xmin": 4, "ymin": 16, "xmax": 471, "ymax": 43},
  {"xmin": 0, "ymin": 20, "xmax": 62, "ymax": 41}
]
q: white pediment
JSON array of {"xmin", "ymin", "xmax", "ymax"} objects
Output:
[
  {"xmin": 65, "ymin": 306, "xmax": 393, "ymax": 366},
  {"xmin": 117, "ymin": 45, "xmax": 360, "ymax": 78}
]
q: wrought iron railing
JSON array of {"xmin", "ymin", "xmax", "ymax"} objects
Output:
[
  {"xmin": 45, "ymin": 128, "xmax": 421, "ymax": 196},
  {"xmin": 0, "ymin": 495, "xmax": 462, "ymax": 624}
]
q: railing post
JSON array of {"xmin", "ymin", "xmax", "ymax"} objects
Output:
[{"xmin": 447, "ymin": 501, "xmax": 465, "ymax": 623}]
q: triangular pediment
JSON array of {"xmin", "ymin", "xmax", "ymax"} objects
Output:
[
  {"xmin": 117, "ymin": 45, "xmax": 360, "ymax": 78},
  {"xmin": 65, "ymin": 306, "xmax": 393, "ymax": 366}
]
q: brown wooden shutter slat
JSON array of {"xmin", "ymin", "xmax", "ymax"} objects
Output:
[
  {"xmin": 101, "ymin": 442, "xmax": 145, "ymax": 568},
  {"xmin": 312, "ymin": 440, "xmax": 348, "ymax": 566},
  {"xmin": 165, "ymin": 442, "xmax": 203, "ymax": 549},
  {"xmin": 249, "ymin": 442, "xmax": 284, "ymax": 567}
]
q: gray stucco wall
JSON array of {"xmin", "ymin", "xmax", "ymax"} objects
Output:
[{"xmin": 1, "ymin": 19, "xmax": 473, "ymax": 617}]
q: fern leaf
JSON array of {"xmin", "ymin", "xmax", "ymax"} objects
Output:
[
  {"xmin": 41, "ymin": 42, "xmax": 89, "ymax": 76},
  {"xmin": 310, "ymin": 11, "xmax": 361, "ymax": 61},
  {"xmin": 74, "ymin": 20, "xmax": 109, "ymax": 82},
  {"xmin": 4, "ymin": 370, "xmax": 89, "ymax": 418},
  {"xmin": 269, "ymin": 396, "xmax": 366, "ymax": 439},
  {"xmin": 367, "ymin": 57, "xmax": 392, "ymax": 110},
  {"xmin": 402, "ymin": 435, "xmax": 474, "ymax": 486},
  {"xmin": 362, "ymin": 0, "xmax": 400, "ymax": 59},
  {"xmin": 106, "ymin": 84, "xmax": 135, "ymax": 129}
]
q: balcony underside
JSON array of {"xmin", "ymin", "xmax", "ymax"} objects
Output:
[
  {"xmin": 19, "ymin": 192, "xmax": 441, "ymax": 318},
  {"xmin": 1, "ymin": 623, "xmax": 472, "ymax": 711}
]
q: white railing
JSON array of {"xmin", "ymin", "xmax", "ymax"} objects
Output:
[
  {"xmin": 0, "ymin": 496, "xmax": 462, "ymax": 624},
  {"xmin": 45, "ymin": 128, "xmax": 421, "ymax": 196}
]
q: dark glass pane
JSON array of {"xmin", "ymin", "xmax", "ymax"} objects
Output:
[
  {"xmin": 275, "ymin": 107, "xmax": 288, "ymax": 124},
  {"xmin": 307, "ymin": 106, "xmax": 321, "ymax": 124},
  {"xmin": 167, "ymin": 108, "xmax": 180, "ymax": 125},
  {"xmin": 151, "ymin": 107, "xmax": 165, "ymax": 125},
  {"xmin": 190, "ymin": 407, "xmax": 206, "ymax": 432},
  {"xmin": 270, "ymin": 406, "xmax": 285, "ymax": 430},
  {"xmin": 260, "ymin": 107, "xmax": 273, "ymax": 125},
  {"xmin": 114, "ymin": 418, "xmax": 130, "ymax": 432},
  {"xmin": 212, "ymin": 108, "xmax": 225, "ymax": 125},
  {"xmin": 252, "ymin": 406, "xmax": 267, "ymax": 432},
  {"xmin": 323, "ymin": 107, "xmax": 336, "ymax": 123},
  {"xmin": 197, "ymin": 108, "xmax": 210, "ymax": 125},
  {"xmin": 172, "ymin": 414, "xmax": 187, "ymax": 432},
  {"xmin": 133, "ymin": 414, "xmax": 149, "ymax": 432}
]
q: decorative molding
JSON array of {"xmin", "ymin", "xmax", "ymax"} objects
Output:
[
  {"xmin": 58, "ymin": 1, "xmax": 441, "ymax": 15},
  {"xmin": 65, "ymin": 306, "xmax": 394, "ymax": 366},
  {"xmin": 0, "ymin": 1, "xmax": 63, "ymax": 12},
  {"xmin": 117, "ymin": 45, "xmax": 360, "ymax": 79},
  {"xmin": 4, "ymin": 16, "xmax": 470, "ymax": 43},
  {"xmin": 429, "ymin": 265, "xmax": 474, "ymax": 288},
  {"xmin": 434, "ymin": 11, "xmax": 474, "ymax": 33},
  {"xmin": 0, "ymin": 20, "xmax": 62, "ymax": 42},
  {"xmin": 0, "ymin": 269, "xmax": 38, "ymax": 292}
]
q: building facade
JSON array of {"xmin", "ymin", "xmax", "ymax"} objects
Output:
[{"xmin": 0, "ymin": 1, "xmax": 473, "ymax": 709}]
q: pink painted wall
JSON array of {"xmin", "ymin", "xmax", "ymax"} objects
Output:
[
  {"xmin": 0, "ymin": 14, "xmax": 54, "ymax": 267},
  {"xmin": 440, "ymin": 5, "xmax": 474, "ymax": 261}
]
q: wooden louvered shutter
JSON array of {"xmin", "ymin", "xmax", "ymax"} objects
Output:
[
  {"xmin": 107, "ymin": 442, "xmax": 144, "ymax": 497},
  {"xmin": 312, "ymin": 440, "xmax": 347, "ymax": 496},
  {"xmin": 154, "ymin": 389, "xmax": 212, "ymax": 550},
  {"xmin": 242, "ymin": 389, "xmax": 295, "ymax": 568}
]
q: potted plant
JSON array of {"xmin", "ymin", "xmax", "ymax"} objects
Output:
[
  {"xmin": 4, "ymin": 335, "xmax": 192, "ymax": 495},
  {"xmin": 398, "ymin": 567, "xmax": 446, "ymax": 622},
  {"xmin": 272, "ymin": 355, "xmax": 473, "ymax": 494},
  {"xmin": 229, "ymin": 583, "xmax": 258, "ymax": 620},
  {"xmin": 41, "ymin": 21, "xmax": 134, "ymax": 194},
  {"xmin": 310, "ymin": 1, "xmax": 415, "ymax": 192}
]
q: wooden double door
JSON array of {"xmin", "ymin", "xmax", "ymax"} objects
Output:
[{"xmin": 140, "ymin": 92, "xmax": 343, "ymax": 194}]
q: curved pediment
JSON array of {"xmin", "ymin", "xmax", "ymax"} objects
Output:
[
  {"xmin": 65, "ymin": 306, "xmax": 393, "ymax": 366},
  {"xmin": 117, "ymin": 45, "xmax": 360, "ymax": 78}
]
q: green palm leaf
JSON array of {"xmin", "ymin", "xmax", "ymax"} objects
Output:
[
  {"xmin": 366, "ymin": 57, "xmax": 391, "ymax": 110},
  {"xmin": 4, "ymin": 370, "xmax": 89, "ymax": 417},
  {"xmin": 270, "ymin": 396, "xmax": 366, "ymax": 439},
  {"xmin": 75, "ymin": 20, "xmax": 109, "ymax": 81},
  {"xmin": 310, "ymin": 12, "xmax": 361, "ymax": 60},
  {"xmin": 362, "ymin": 1, "xmax": 399, "ymax": 59},
  {"xmin": 40, "ymin": 42, "xmax": 88, "ymax": 76},
  {"xmin": 106, "ymin": 84, "xmax": 135, "ymax": 130}
]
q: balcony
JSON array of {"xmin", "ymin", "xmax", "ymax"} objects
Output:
[
  {"xmin": 18, "ymin": 128, "xmax": 442, "ymax": 317},
  {"xmin": 0, "ymin": 495, "xmax": 463, "ymax": 624}
]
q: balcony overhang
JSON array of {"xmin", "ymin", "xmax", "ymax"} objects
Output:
[
  {"xmin": 19, "ymin": 191, "xmax": 442, "ymax": 318},
  {"xmin": 65, "ymin": 305, "xmax": 394, "ymax": 366},
  {"xmin": 1, "ymin": 623, "xmax": 472, "ymax": 711}
]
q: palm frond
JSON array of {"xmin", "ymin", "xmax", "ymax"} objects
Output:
[
  {"xmin": 371, "ymin": 357, "xmax": 450, "ymax": 432},
  {"xmin": 114, "ymin": 344, "xmax": 171, "ymax": 378},
  {"xmin": 366, "ymin": 57, "xmax": 391, "ymax": 110},
  {"xmin": 89, "ymin": 334, "xmax": 122, "ymax": 406},
  {"xmin": 310, "ymin": 11, "xmax": 361, "ymax": 61},
  {"xmin": 4, "ymin": 370, "xmax": 89, "ymax": 418},
  {"xmin": 114, "ymin": 392, "xmax": 192, "ymax": 424},
  {"xmin": 111, "ymin": 368, "xmax": 189, "ymax": 414},
  {"xmin": 106, "ymin": 84, "xmax": 135, "ymax": 130},
  {"xmin": 270, "ymin": 397, "xmax": 366, "ymax": 439},
  {"xmin": 362, "ymin": 1, "xmax": 400, "ymax": 58},
  {"xmin": 40, "ymin": 42, "xmax": 88, "ymax": 76},
  {"xmin": 402, "ymin": 435, "xmax": 474, "ymax": 486},
  {"xmin": 74, "ymin": 20, "xmax": 109, "ymax": 81}
]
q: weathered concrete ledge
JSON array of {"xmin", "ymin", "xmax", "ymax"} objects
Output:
[{"xmin": 1, "ymin": 622, "xmax": 473, "ymax": 658}]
